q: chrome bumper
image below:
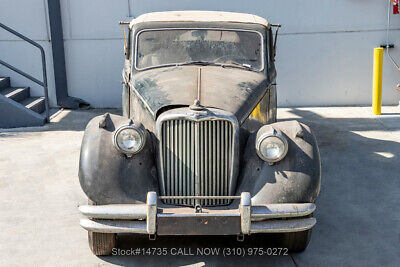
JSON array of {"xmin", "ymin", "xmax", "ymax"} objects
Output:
[{"xmin": 79, "ymin": 192, "xmax": 316, "ymax": 235}]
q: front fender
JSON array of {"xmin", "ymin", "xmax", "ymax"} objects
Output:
[
  {"xmin": 79, "ymin": 113, "xmax": 159, "ymax": 205},
  {"xmin": 236, "ymin": 120, "xmax": 321, "ymax": 204}
]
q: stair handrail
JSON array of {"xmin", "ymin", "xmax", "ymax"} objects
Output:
[{"xmin": 0, "ymin": 22, "xmax": 50, "ymax": 122}]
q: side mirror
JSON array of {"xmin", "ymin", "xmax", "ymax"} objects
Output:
[{"xmin": 270, "ymin": 24, "xmax": 281, "ymax": 61}]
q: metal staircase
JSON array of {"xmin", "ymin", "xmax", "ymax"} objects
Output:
[
  {"xmin": 0, "ymin": 76, "xmax": 46, "ymax": 127},
  {"xmin": 0, "ymin": 22, "xmax": 49, "ymax": 128}
]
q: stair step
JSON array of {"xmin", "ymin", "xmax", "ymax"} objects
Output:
[
  {"xmin": 0, "ymin": 87, "xmax": 30, "ymax": 102},
  {"xmin": 20, "ymin": 97, "xmax": 45, "ymax": 114},
  {"xmin": 0, "ymin": 77, "xmax": 10, "ymax": 90}
]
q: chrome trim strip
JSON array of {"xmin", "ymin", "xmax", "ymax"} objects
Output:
[
  {"xmin": 78, "ymin": 202, "xmax": 315, "ymax": 220},
  {"xmin": 80, "ymin": 219, "xmax": 147, "ymax": 234},
  {"xmin": 251, "ymin": 203, "xmax": 316, "ymax": 220},
  {"xmin": 133, "ymin": 27, "xmax": 265, "ymax": 72},
  {"xmin": 79, "ymin": 204, "xmax": 147, "ymax": 220},
  {"xmin": 159, "ymin": 195, "xmax": 241, "ymax": 200},
  {"xmin": 80, "ymin": 217, "xmax": 316, "ymax": 234},
  {"xmin": 157, "ymin": 212, "xmax": 240, "ymax": 218},
  {"xmin": 250, "ymin": 218, "xmax": 316, "ymax": 233}
]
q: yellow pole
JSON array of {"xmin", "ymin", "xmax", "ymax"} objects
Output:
[{"xmin": 372, "ymin": 47, "xmax": 383, "ymax": 115}]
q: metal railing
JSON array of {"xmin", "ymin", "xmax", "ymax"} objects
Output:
[{"xmin": 0, "ymin": 22, "xmax": 50, "ymax": 122}]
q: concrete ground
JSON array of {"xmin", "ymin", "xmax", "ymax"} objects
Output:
[{"xmin": 1, "ymin": 106, "xmax": 399, "ymax": 266}]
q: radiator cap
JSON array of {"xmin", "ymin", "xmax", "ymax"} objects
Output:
[{"xmin": 190, "ymin": 99, "xmax": 205, "ymax": 111}]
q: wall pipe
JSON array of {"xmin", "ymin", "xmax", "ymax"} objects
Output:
[{"xmin": 47, "ymin": 0, "xmax": 89, "ymax": 109}]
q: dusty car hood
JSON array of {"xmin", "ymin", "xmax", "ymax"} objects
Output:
[{"xmin": 131, "ymin": 65, "xmax": 270, "ymax": 123}]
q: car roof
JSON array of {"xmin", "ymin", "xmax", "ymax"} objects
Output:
[{"xmin": 129, "ymin": 11, "xmax": 269, "ymax": 28}]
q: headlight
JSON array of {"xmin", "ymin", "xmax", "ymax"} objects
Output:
[
  {"xmin": 256, "ymin": 131, "xmax": 288, "ymax": 163},
  {"xmin": 113, "ymin": 125, "xmax": 146, "ymax": 156}
]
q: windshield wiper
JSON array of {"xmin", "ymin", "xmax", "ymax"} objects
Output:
[
  {"xmin": 220, "ymin": 61, "xmax": 256, "ymax": 71},
  {"xmin": 175, "ymin": 60, "xmax": 258, "ymax": 71},
  {"xmin": 175, "ymin": 61, "xmax": 220, "ymax": 67}
]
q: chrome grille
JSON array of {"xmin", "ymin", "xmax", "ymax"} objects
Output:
[{"xmin": 159, "ymin": 118, "xmax": 235, "ymax": 206}]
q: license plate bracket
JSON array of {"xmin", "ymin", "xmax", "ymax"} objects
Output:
[{"xmin": 157, "ymin": 214, "xmax": 241, "ymax": 235}]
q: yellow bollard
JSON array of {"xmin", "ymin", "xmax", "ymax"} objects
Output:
[{"xmin": 372, "ymin": 47, "xmax": 383, "ymax": 115}]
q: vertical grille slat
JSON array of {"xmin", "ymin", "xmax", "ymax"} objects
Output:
[
  {"xmin": 204, "ymin": 121, "xmax": 209, "ymax": 206},
  {"xmin": 200, "ymin": 122, "xmax": 204, "ymax": 198},
  {"xmin": 161, "ymin": 118, "xmax": 234, "ymax": 206},
  {"xmin": 178, "ymin": 121, "xmax": 184, "ymax": 204},
  {"xmin": 190, "ymin": 121, "xmax": 195, "ymax": 206},
  {"xmin": 228, "ymin": 122, "xmax": 232, "ymax": 201},
  {"xmin": 215, "ymin": 121, "xmax": 222, "ymax": 206},
  {"xmin": 173, "ymin": 121, "xmax": 178, "ymax": 199},
  {"xmin": 182, "ymin": 121, "xmax": 187, "ymax": 203},
  {"xmin": 221, "ymin": 121, "xmax": 225, "ymax": 204},
  {"xmin": 207, "ymin": 121, "xmax": 212, "ymax": 206},
  {"xmin": 166, "ymin": 121, "xmax": 171, "ymax": 204},
  {"xmin": 223, "ymin": 122, "xmax": 231, "ymax": 204},
  {"xmin": 212, "ymin": 121, "xmax": 216, "ymax": 205}
]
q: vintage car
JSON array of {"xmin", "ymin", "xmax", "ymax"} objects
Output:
[{"xmin": 78, "ymin": 11, "xmax": 321, "ymax": 255}]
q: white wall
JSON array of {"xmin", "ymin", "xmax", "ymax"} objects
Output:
[
  {"xmin": 0, "ymin": 0, "xmax": 57, "ymax": 106},
  {"xmin": 1, "ymin": 0, "xmax": 400, "ymax": 108}
]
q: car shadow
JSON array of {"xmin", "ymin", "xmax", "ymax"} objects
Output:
[{"xmin": 100, "ymin": 233, "xmax": 295, "ymax": 266}]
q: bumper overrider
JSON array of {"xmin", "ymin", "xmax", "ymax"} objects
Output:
[{"xmin": 79, "ymin": 192, "xmax": 316, "ymax": 237}]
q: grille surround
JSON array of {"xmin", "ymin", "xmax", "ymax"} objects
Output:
[{"xmin": 156, "ymin": 108, "xmax": 239, "ymax": 206}]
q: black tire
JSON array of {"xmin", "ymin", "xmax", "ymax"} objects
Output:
[
  {"xmin": 88, "ymin": 231, "xmax": 116, "ymax": 256},
  {"xmin": 87, "ymin": 199, "xmax": 117, "ymax": 256},
  {"xmin": 278, "ymin": 229, "xmax": 312, "ymax": 252}
]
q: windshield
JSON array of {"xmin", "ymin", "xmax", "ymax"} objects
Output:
[{"xmin": 135, "ymin": 29, "xmax": 263, "ymax": 70}]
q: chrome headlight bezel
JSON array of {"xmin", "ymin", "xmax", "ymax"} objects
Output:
[
  {"xmin": 113, "ymin": 125, "xmax": 146, "ymax": 156},
  {"xmin": 255, "ymin": 131, "xmax": 288, "ymax": 163}
]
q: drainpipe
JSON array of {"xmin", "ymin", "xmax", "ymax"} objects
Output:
[{"xmin": 47, "ymin": 0, "xmax": 89, "ymax": 109}]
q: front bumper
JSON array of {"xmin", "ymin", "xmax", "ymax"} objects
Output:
[{"xmin": 79, "ymin": 192, "xmax": 316, "ymax": 236}]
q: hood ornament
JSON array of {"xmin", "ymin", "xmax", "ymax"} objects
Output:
[{"xmin": 190, "ymin": 68, "xmax": 204, "ymax": 111}]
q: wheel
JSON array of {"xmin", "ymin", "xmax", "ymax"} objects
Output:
[
  {"xmin": 87, "ymin": 199, "xmax": 117, "ymax": 256},
  {"xmin": 278, "ymin": 229, "xmax": 312, "ymax": 252}
]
